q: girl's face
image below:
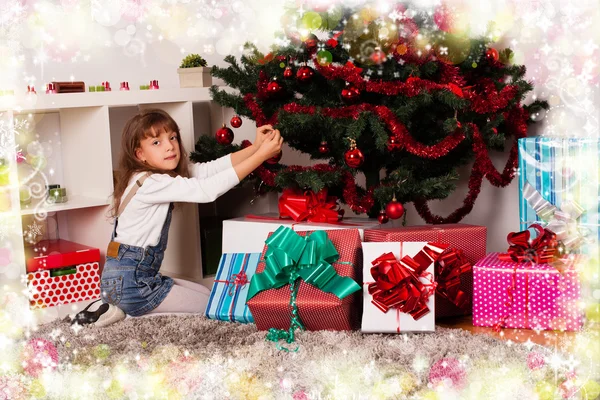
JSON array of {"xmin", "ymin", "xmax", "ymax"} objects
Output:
[{"xmin": 135, "ymin": 127, "xmax": 181, "ymax": 171}]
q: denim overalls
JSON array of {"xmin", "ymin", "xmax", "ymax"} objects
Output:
[{"xmin": 100, "ymin": 203, "xmax": 175, "ymax": 316}]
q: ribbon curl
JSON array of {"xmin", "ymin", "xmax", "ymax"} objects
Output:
[
  {"xmin": 369, "ymin": 243, "xmax": 447, "ymax": 320},
  {"xmin": 247, "ymin": 226, "xmax": 361, "ymax": 350},
  {"xmin": 435, "ymin": 249, "xmax": 472, "ymax": 312},
  {"xmin": 522, "ymin": 182, "xmax": 587, "ymax": 253},
  {"xmin": 278, "ymin": 189, "xmax": 339, "ymax": 223}
]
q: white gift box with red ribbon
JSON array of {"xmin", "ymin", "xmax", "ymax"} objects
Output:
[{"xmin": 361, "ymin": 242, "xmax": 437, "ymax": 333}]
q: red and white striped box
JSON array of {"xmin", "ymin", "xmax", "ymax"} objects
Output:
[{"xmin": 25, "ymin": 239, "xmax": 101, "ymax": 309}]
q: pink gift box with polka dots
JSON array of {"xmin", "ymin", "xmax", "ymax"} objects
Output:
[
  {"xmin": 473, "ymin": 253, "xmax": 583, "ymax": 331},
  {"xmin": 25, "ymin": 239, "xmax": 101, "ymax": 309}
]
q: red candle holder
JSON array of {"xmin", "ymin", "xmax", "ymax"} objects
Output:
[
  {"xmin": 102, "ymin": 81, "xmax": 112, "ymax": 91},
  {"xmin": 120, "ymin": 82, "xmax": 130, "ymax": 91},
  {"xmin": 27, "ymin": 85, "xmax": 36, "ymax": 94},
  {"xmin": 45, "ymin": 83, "xmax": 56, "ymax": 94},
  {"xmin": 150, "ymin": 80, "xmax": 159, "ymax": 90}
]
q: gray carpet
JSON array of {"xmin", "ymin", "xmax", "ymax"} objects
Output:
[{"xmin": 29, "ymin": 314, "xmax": 561, "ymax": 399}]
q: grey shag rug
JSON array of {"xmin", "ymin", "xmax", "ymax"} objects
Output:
[{"xmin": 28, "ymin": 314, "xmax": 564, "ymax": 399}]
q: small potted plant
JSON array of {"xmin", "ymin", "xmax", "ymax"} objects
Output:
[{"xmin": 178, "ymin": 54, "xmax": 212, "ymax": 88}]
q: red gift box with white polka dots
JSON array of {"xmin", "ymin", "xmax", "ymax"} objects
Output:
[
  {"xmin": 25, "ymin": 239, "xmax": 101, "ymax": 309},
  {"xmin": 473, "ymin": 253, "xmax": 583, "ymax": 331}
]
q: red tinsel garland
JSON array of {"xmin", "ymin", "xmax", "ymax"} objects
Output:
[{"xmin": 314, "ymin": 62, "xmax": 517, "ymax": 109}]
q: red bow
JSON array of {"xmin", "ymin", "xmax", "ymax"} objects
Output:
[
  {"xmin": 278, "ymin": 189, "xmax": 339, "ymax": 223},
  {"xmin": 435, "ymin": 249, "xmax": 472, "ymax": 311},
  {"xmin": 368, "ymin": 243, "xmax": 447, "ymax": 320},
  {"xmin": 498, "ymin": 224, "xmax": 558, "ymax": 264},
  {"xmin": 215, "ymin": 271, "xmax": 250, "ymax": 297}
]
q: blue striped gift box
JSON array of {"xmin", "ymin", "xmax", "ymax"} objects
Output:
[
  {"xmin": 205, "ymin": 253, "xmax": 260, "ymax": 323},
  {"xmin": 518, "ymin": 137, "xmax": 599, "ymax": 259}
]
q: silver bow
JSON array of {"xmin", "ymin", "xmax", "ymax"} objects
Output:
[{"xmin": 522, "ymin": 182, "xmax": 588, "ymax": 253}]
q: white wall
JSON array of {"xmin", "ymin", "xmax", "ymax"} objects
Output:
[{"xmin": 11, "ymin": 0, "xmax": 599, "ymax": 253}]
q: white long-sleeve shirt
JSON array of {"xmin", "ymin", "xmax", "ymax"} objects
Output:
[{"xmin": 113, "ymin": 154, "xmax": 239, "ymax": 248}]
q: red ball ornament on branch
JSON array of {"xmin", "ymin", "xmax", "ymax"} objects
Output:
[
  {"xmin": 265, "ymin": 150, "xmax": 282, "ymax": 164},
  {"xmin": 296, "ymin": 66, "xmax": 314, "ymax": 83},
  {"xmin": 267, "ymin": 78, "xmax": 284, "ymax": 97},
  {"xmin": 318, "ymin": 140, "xmax": 330, "ymax": 155},
  {"xmin": 385, "ymin": 196, "xmax": 405, "ymax": 220},
  {"xmin": 215, "ymin": 124, "xmax": 234, "ymax": 145},
  {"xmin": 370, "ymin": 47, "xmax": 386, "ymax": 64},
  {"xmin": 304, "ymin": 34, "xmax": 318, "ymax": 53},
  {"xmin": 485, "ymin": 48, "xmax": 499, "ymax": 62},
  {"xmin": 378, "ymin": 210, "xmax": 389, "ymax": 224},
  {"xmin": 344, "ymin": 138, "xmax": 364, "ymax": 168},
  {"xmin": 283, "ymin": 66, "xmax": 294, "ymax": 78},
  {"xmin": 341, "ymin": 84, "xmax": 361, "ymax": 103},
  {"xmin": 387, "ymin": 135, "xmax": 402, "ymax": 151},
  {"xmin": 230, "ymin": 115, "xmax": 242, "ymax": 128}
]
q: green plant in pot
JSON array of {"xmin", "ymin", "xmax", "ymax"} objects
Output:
[{"xmin": 178, "ymin": 54, "xmax": 212, "ymax": 88}]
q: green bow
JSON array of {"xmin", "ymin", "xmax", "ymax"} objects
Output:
[{"xmin": 246, "ymin": 226, "xmax": 361, "ymax": 351}]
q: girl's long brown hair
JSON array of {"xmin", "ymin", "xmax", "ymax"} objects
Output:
[{"xmin": 109, "ymin": 109, "xmax": 190, "ymax": 218}]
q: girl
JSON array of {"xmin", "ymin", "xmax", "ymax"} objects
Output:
[{"xmin": 98, "ymin": 108, "xmax": 282, "ymax": 319}]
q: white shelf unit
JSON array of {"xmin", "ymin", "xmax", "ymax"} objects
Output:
[{"xmin": 14, "ymin": 88, "xmax": 219, "ymax": 301}]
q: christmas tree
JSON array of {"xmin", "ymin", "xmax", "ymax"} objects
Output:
[{"xmin": 191, "ymin": 2, "xmax": 547, "ymax": 223}]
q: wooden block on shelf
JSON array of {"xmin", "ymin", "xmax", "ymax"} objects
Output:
[{"xmin": 52, "ymin": 81, "xmax": 86, "ymax": 93}]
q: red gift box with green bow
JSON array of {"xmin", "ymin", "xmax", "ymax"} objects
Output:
[{"xmin": 246, "ymin": 226, "xmax": 362, "ymax": 345}]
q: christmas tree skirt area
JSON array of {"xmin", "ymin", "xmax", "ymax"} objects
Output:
[{"xmin": 31, "ymin": 315, "xmax": 582, "ymax": 398}]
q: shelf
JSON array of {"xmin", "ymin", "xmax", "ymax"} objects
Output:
[
  {"xmin": 6, "ymin": 87, "xmax": 217, "ymax": 113},
  {"xmin": 20, "ymin": 195, "xmax": 110, "ymax": 215}
]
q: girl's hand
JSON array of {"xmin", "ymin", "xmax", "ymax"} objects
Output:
[
  {"xmin": 256, "ymin": 129, "xmax": 283, "ymax": 162},
  {"xmin": 254, "ymin": 125, "xmax": 273, "ymax": 149}
]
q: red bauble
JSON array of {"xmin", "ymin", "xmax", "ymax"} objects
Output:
[
  {"xmin": 378, "ymin": 210, "xmax": 389, "ymax": 224},
  {"xmin": 318, "ymin": 140, "xmax": 330, "ymax": 154},
  {"xmin": 267, "ymin": 79, "xmax": 284, "ymax": 96},
  {"xmin": 304, "ymin": 34, "xmax": 318, "ymax": 52},
  {"xmin": 341, "ymin": 85, "xmax": 360, "ymax": 103},
  {"xmin": 491, "ymin": 127, "xmax": 498, "ymax": 134},
  {"xmin": 265, "ymin": 150, "xmax": 282, "ymax": 164},
  {"xmin": 344, "ymin": 146, "xmax": 364, "ymax": 168},
  {"xmin": 370, "ymin": 48, "xmax": 386, "ymax": 64},
  {"xmin": 385, "ymin": 198, "xmax": 405, "ymax": 220},
  {"xmin": 215, "ymin": 125, "xmax": 234, "ymax": 145},
  {"xmin": 447, "ymin": 83, "xmax": 464, "ymax": 98},
  {"xmin": 283, "ymin": 66, "xmax": 294, "ymax": 78},
  {"xmin": 485, "ymin": 48, "xmax": 499, "ymax": 62},
  {"xmin": 387, "ymin": 136, "xmax": 401, "ymax": 151},
  {"xmin": 296, "ymin": 66, "xmax": 314, "ymax": 83},
  {"xmin": 230, "ymin": 115, "xmax": 242, "ymax": 128}
]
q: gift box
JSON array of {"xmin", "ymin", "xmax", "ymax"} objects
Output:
[
  {"xmin": 246, "ymin": 228, "xmax": 362, "ymax": 331},
  {"xmin": 473, "ymin": 253, "xmax": 584, "ymax": 331},
  {"xmin": 25, "ymin": 239, "xmax": 101, "ymax": 309},
  {"xmin": 519, "ymin": 137, "xmax": 599, "ymax": 259},
  {"xmin": 205, "ymin": 253, "xmax": 259, "ymax": 323},
  {"xmin": 361, "ymin": 242, "xmax": 442, "ymax": 333},
  {"xmin": 364, "ymin": 224, "xmax": 485, "ymax": 318},
  {"xmin": 222, "ymin": 213, "xmax": 380, "ymax": 253}
]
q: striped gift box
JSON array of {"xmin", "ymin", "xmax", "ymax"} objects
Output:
[
  {"xmin": 518, "ymin": 137, "xmax": 599, "ymax": 259},
  {"xmin": 205, "ymin": 253, "xmax": 260, "ymax": 323}
]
